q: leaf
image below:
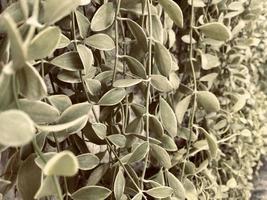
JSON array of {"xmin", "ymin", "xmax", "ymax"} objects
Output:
[
  {"xmin": 77, "ymin": 153, "xmax": 100, "ymax": 170},
  {"xmin": 85, "ymin": 33, "xmax": 115, "ymax": 51},
  {"xmin": 114, "ymin": 168, "xmax": 125, "ymax": 200},
  {"xmin": 57, "ymin": 70, "xmax": 81, "ymax": 83},
  {"xmin": 34, "ymin": 176, "xmax": 58, "ymax": 199},
  {"xmin": 150, "ymin": 75, "xmax": 173, "ymax": 92},
  {"xmin": 132, "ymin": 192, "xmax": 143, "ymax": 200},
  {"xmin": 107, "ymin": 134, "xmax": 126, "ymax": 148},
  {"xmin": 197, "ymin": 22, "xmax": 232, "ymax": 41},
  {"xmin": 127, "ymin": 19, "xmax": 148, "ymax": 51},
  {"xmin": 145, "ymin": 186, "xmax": 173, "ymax": 198},
  {"xmin": 90, "ymin": 2, "xmax": 115, "ymax": 32},
  {"xmin": 128, "ymin": 142, "xmax": 149, "ymax": 164},
  {"xmin": 0, "ymin": 110, "xmax": 35, "ymax": 147},
  {"xmin": 150, "ymin": 144, "xmax": 172, "ymax": 169},
  {"xmin": 17, "ymin": 63, "xmax": 47, "ymax": 100},
  {"xmin": 38, "ymin": 115, "xmax": 88, "ymax": 133},
  {"xmin": 158, "ymin": 0, "xmax": 183, "ymax": 28},
  {"xmin": 43, "ymin": 0, "xmax": 80, "ymax": 24},
  {"xmin": 43, "ymin": 151, "xmax": 79, "ymax": 176},
  {"xmin": 202, "ymin": 54, "xmax": 220, "ymax": 70},
  {"xmin": 47, "ymin": 95, "xmax": 72, "ymax": 113},
  {"xmin": 159, "ymin": 134, "xmax": 177, "ymax": 151},
  {"xmin": 85, "ymin": 78, "xmax": 101, "ymax": 96},
  {"xmin": 151, "ymin": 16, "xmax": 164, "ymax": 43},
  {"xmin": 183, "ymin": 178, "xmax": 198, "ymax": 200},
  {"xmin": 113, "ymin": 79, "xmax": 142, "ymax": 88},
  {"xmin": 197, "ymin": 91, "xmax": 220, "ymax": 112},
  {"xmin": 79, "ymin": 0, "xmax": 91, "ymax": 6},
  {"xmin": 28, "ymin": 26, "xmax": 61, "ymax": 60},
  {"xmin": 198, "ymin": 127, "xmax": 218, "ymax": 158},
  {"xmin": 35, "ymin": 152, "xmax": 56, "ymax": 169},
  {"xmin": 71, "ymin": 186, "xmax": 112, "ymax": 200},
  {"xmin": 18, "ymin": 154, "xmax": 41, "ymax": 200},
  {"xmin": 160, "ymin": 98, "xmax": 177, "ymax": 137},
  {"xmin": 166, "ymin": 171, "xmax": 186, "ymax": 199},
  {"xmin": 175, "ymin": 95, "xmax": 192, "ymax": 124},
  {"xmin": 149, "ymin": 115, "xmax": 164, "ymax": 138},
  {"xmin": 2, "ymin": 13, "xmax": 26, "ymax": 70},
  {"xmin": 57, "ymin": 34, "xmax": 70, "ymax": 49},
  {"xmin": 77, "ymin": 44, "xmax": 94, "ymax": 73},
  {"xmin": 51, "ymin": 52, "xmax": 83, "ymax": 71},
  {"xmin": 98, "ymin": 88, "xmax": 126, "ymax": 106},
  {"xmin": 123, "ymin": 55, "xmax": 147, "ymax": 79},
  {"xmin": 75, "ymin": 10, "xmax": 90, "ymax": 39},
  {"xmin": 18, "ymin": 99, "xmax": 60, "ymax": 124},
  {"xmin": 154, "ymin": 41, "xmax": 172, "ymax": 77},
  {"xmin": 91, "ymin": 123, "xmax": 107, "ymax": 140}
]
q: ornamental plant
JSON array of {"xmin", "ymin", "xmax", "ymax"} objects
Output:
[{"xmin": 0, "ymin": 0, "xmax": 267, "ymax": 200}]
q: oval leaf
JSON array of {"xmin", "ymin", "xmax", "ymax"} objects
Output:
[
  {"xmin": 98, "ymin": 88, "xmax": 126, "ymax": 106},
  {"xmin": 77, "ymin": 153, "xmax": 100, "ymax": 170},
  {"xmin": 145, "ymin": 186, "xmax": 173, "ymax": 198},
  {"xmin": 85, "ymin": 33, "xmax": 115, "ymax": 51},
  {"xmin": 154, "ymin": 41, "xmax": 172, "ymax": 77},
  {"xmin": 43, "ymin": 151, "xmax": 79, "ymax": 176},
  {"xmin": 72, "ymin": 186, "xmax": 112, "ymax": 200},
  {"xmin": 51, "ymin": 52, "xmax": 83, "ymax": 71},
  {"xmin": 197, "ymin": 91, "xmax": 220, "ymax": 112},
  {"xmin": 0, "ymin": 110, "xmax": 35, "ymax": 147}
]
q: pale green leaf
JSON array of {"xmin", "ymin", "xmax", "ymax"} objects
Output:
[
  {"xmin": 43, "ymin": 151, "xmax": 79, "ymax": 176},
  {"xmin": 72, "ymin": 186, "xmax": 112, "ymax": 200},
  {"xmin": 85, "ymin": 33, "xmax": 115, "ymax": 51},
  {"xmin": 145, "ymin": 186, "xmax": 173, "ymax": 198},
  {"xmin": 51, "ymin": 52, "xmax": 83, "ymax": 71},
  {"xmin": 98, "ymin": 88, "xmax": 126, "ymax": 106},
  {"xmin": 197, "ymin": 91, "xmax": 220, "ymax": 112},
  {"xmin": 77, "ymin": 153, "xmax": 100, "ymax": 170}
]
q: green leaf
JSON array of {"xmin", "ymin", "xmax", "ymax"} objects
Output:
[
  {"xmin": 160, "ymin": 98, "xmax": 177, "ymax": 137},
  {"xmin": 35, "ymin": 152, "xmax": 56, "ymax": 169},
  {"xmin": 43, "ymin": 151, "xmax": 79, "ymax": 176},
  {"xmin": 0, "ymin": 110, "xmax": 35, "ymax": 147},
  {"xmin": 132, "ymin": 192, "xmax": 143, "ymax": 200},
  {"xmin": 43, "ymin": 0, "xmax": 80, "ymax": 24},
  {"xmin": 128, "ymin": 142, "xmax": 149, "ymax": 164},
  {"xmin": 2, "ymin": 13, "xmax": 26, "ymax": 70},
  {"xmin": 18, "ymin": 99, "xmax": 60, "ymax": 124},
  {"xmin": 149, "ymin": 115, "xmax": 164, "ymax": 138},
  {"xmin": 113, "ymin": 79, "xmax": 142, "ymax": 88},
  {"xmin": 98, "ymin": 88, "xmax": 126, "ymax": 106},
  {"xmin": 166, "ymin": 171, "xmax": 185, "ymax": 199},
  {"xmin": 150, "ymin": 75, "xmax": 173, "ymax": 92},
  {"xmin": 85, "ymin": 78, "xmax": 101, "ymax": 96},
  {"xmin": 197, "ymin": 91, "xmax": 220, "ymax": 112},
  {"xmin": 28, "ymin": 26, "xmax": 61, "ymax": 60},
  {"xmin": 18, "ymin": 154, "xmax": 41, "ymax": 200},
  {"xmin": 77, "ymin": 44, "xmax": 94, "ymax": 73},
  {"xmin": 79, "ymin": 0, "xmax": 91, "ymax": 6},
  {"xmin": 77, "ymin": 153, "xmax": 100, "ymax": 170},
  {"xmin": 51, "ymin": 52, "xmax": 83, "ymax": 71},
  {"xmin": 150, "ymin": 144, "xmax": 172, "ymax": 169},
  {"xmin": 197, "ymin": 22, "xmax": 232, "ymax": 41},
  {"xmin": 91, "ymin": 123, "xmax": 107, "ymax": 140},
  {"xmin": 114, "ymin": 168, "xmax": 125, "ymax": 200},
  {"xmin": 198, "ymin": 127, "xmax": 218, "ymax": 158},
  {"xmin": 57, "ymin": 34, "xmax": 70, "ymax": 49},
  {"xmin": 17, "ymin": 63, "xmax": 47, "ymax": 100},
  {"xmin": 183, "ymin": 178, "xmax": 198, "ymax": 200},
  {"xmin": 159, "ymin": 134, "xmax": 177, "ymax": 151},
  {"xmin": 90, "ymin": 2, "xmax": 115, "ymax": 32},
  {"xmin": 127, "ymin": 19, "xmax": 148, "ymax": 51},
  {"xmin": 158, "ymin": 0, "xmax": 183, "ymax": 28},
  {"xmin": 151, "ymin": 15, "xmax": 164, "ymax": 43},
  {"xmin": 145, "ymin": 186, "xmax": 173, "ymax": 198},
  {"xmin": 34, "ymin": 176, "xmax": 58, "ymax": 199},
  {"xmin": 107, "ymin": 134, "xmax": 126, "ymax": 148},
  {"xmin": 38, "ymin": 115, "xmax": 88, "ymax": 133},
  {"xmin": 175, "ymin": 95, "xmax": 192, "ymax": 124},
  {"xmin": 85, "ymin": 33, "xmax": 115, "ymax": 51},
  {"xmin": 47, "ymin": 95, "xmax": 72, "ymax": 113},
  {"xmin": 123, "ymin": 55, "xmax": 147, "ymax": 79},
  {"xmin": 154, "ymin": 41, "xmax": 172, "ymax": 77},
  {"xmin": 57, "ymin": 70, "xmax": 81, "ymax": 83},
  {"xmin": 71, "ymin": 186, "xmax": 112, "ymax": 200},
  {"xmin": 75, "ymin": 10, "xmax": 90, "ymax": 39}
]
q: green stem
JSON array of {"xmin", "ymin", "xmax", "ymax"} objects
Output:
[
  {"xmin": 112, "ymin": 0, "xmax": 122, "ymax": 83},
  {"xmin": 140, "ymin": 0, "xmax": 153, "ymax": 190},
  {"xmin": 181, "ymin": 0, "xmax": 197, "ymax": 180}
]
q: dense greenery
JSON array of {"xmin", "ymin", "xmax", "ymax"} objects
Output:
[{"xmin": 0, "ymin": 0, "xmax": 267, "ymax": 199}]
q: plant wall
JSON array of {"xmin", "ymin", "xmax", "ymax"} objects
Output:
[{"xmin": 0, "ymin": 0, "xmax": 267, "ymax": 199}]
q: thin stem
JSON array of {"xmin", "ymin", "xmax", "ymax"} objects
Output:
[
  {"xmin": 140, "ymin": 0, "xmax": 153, "ymax": 190},
  {"xmin": 112, "ymin": 0, "xmax": 122, "ymax": 83},
  {"xmin": 181, "ymin": 0, "xmax": 197, "ymax": 180}
]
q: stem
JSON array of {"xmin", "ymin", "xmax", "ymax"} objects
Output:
[
  {"xmin": 181, "ymin": 0, "xmax": 197, "ymax": 180},
  {"xmin": 140, "ymin": 0, "xmax": 153, "ymax": 190},
  {"xmin": 112, "ymin": 0, "xmax": 122, "ymax": 83}
]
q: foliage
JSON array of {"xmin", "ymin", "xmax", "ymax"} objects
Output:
[{"xmin": 0, "ymin": 0, "xmax": 267, "ymax": 199}]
